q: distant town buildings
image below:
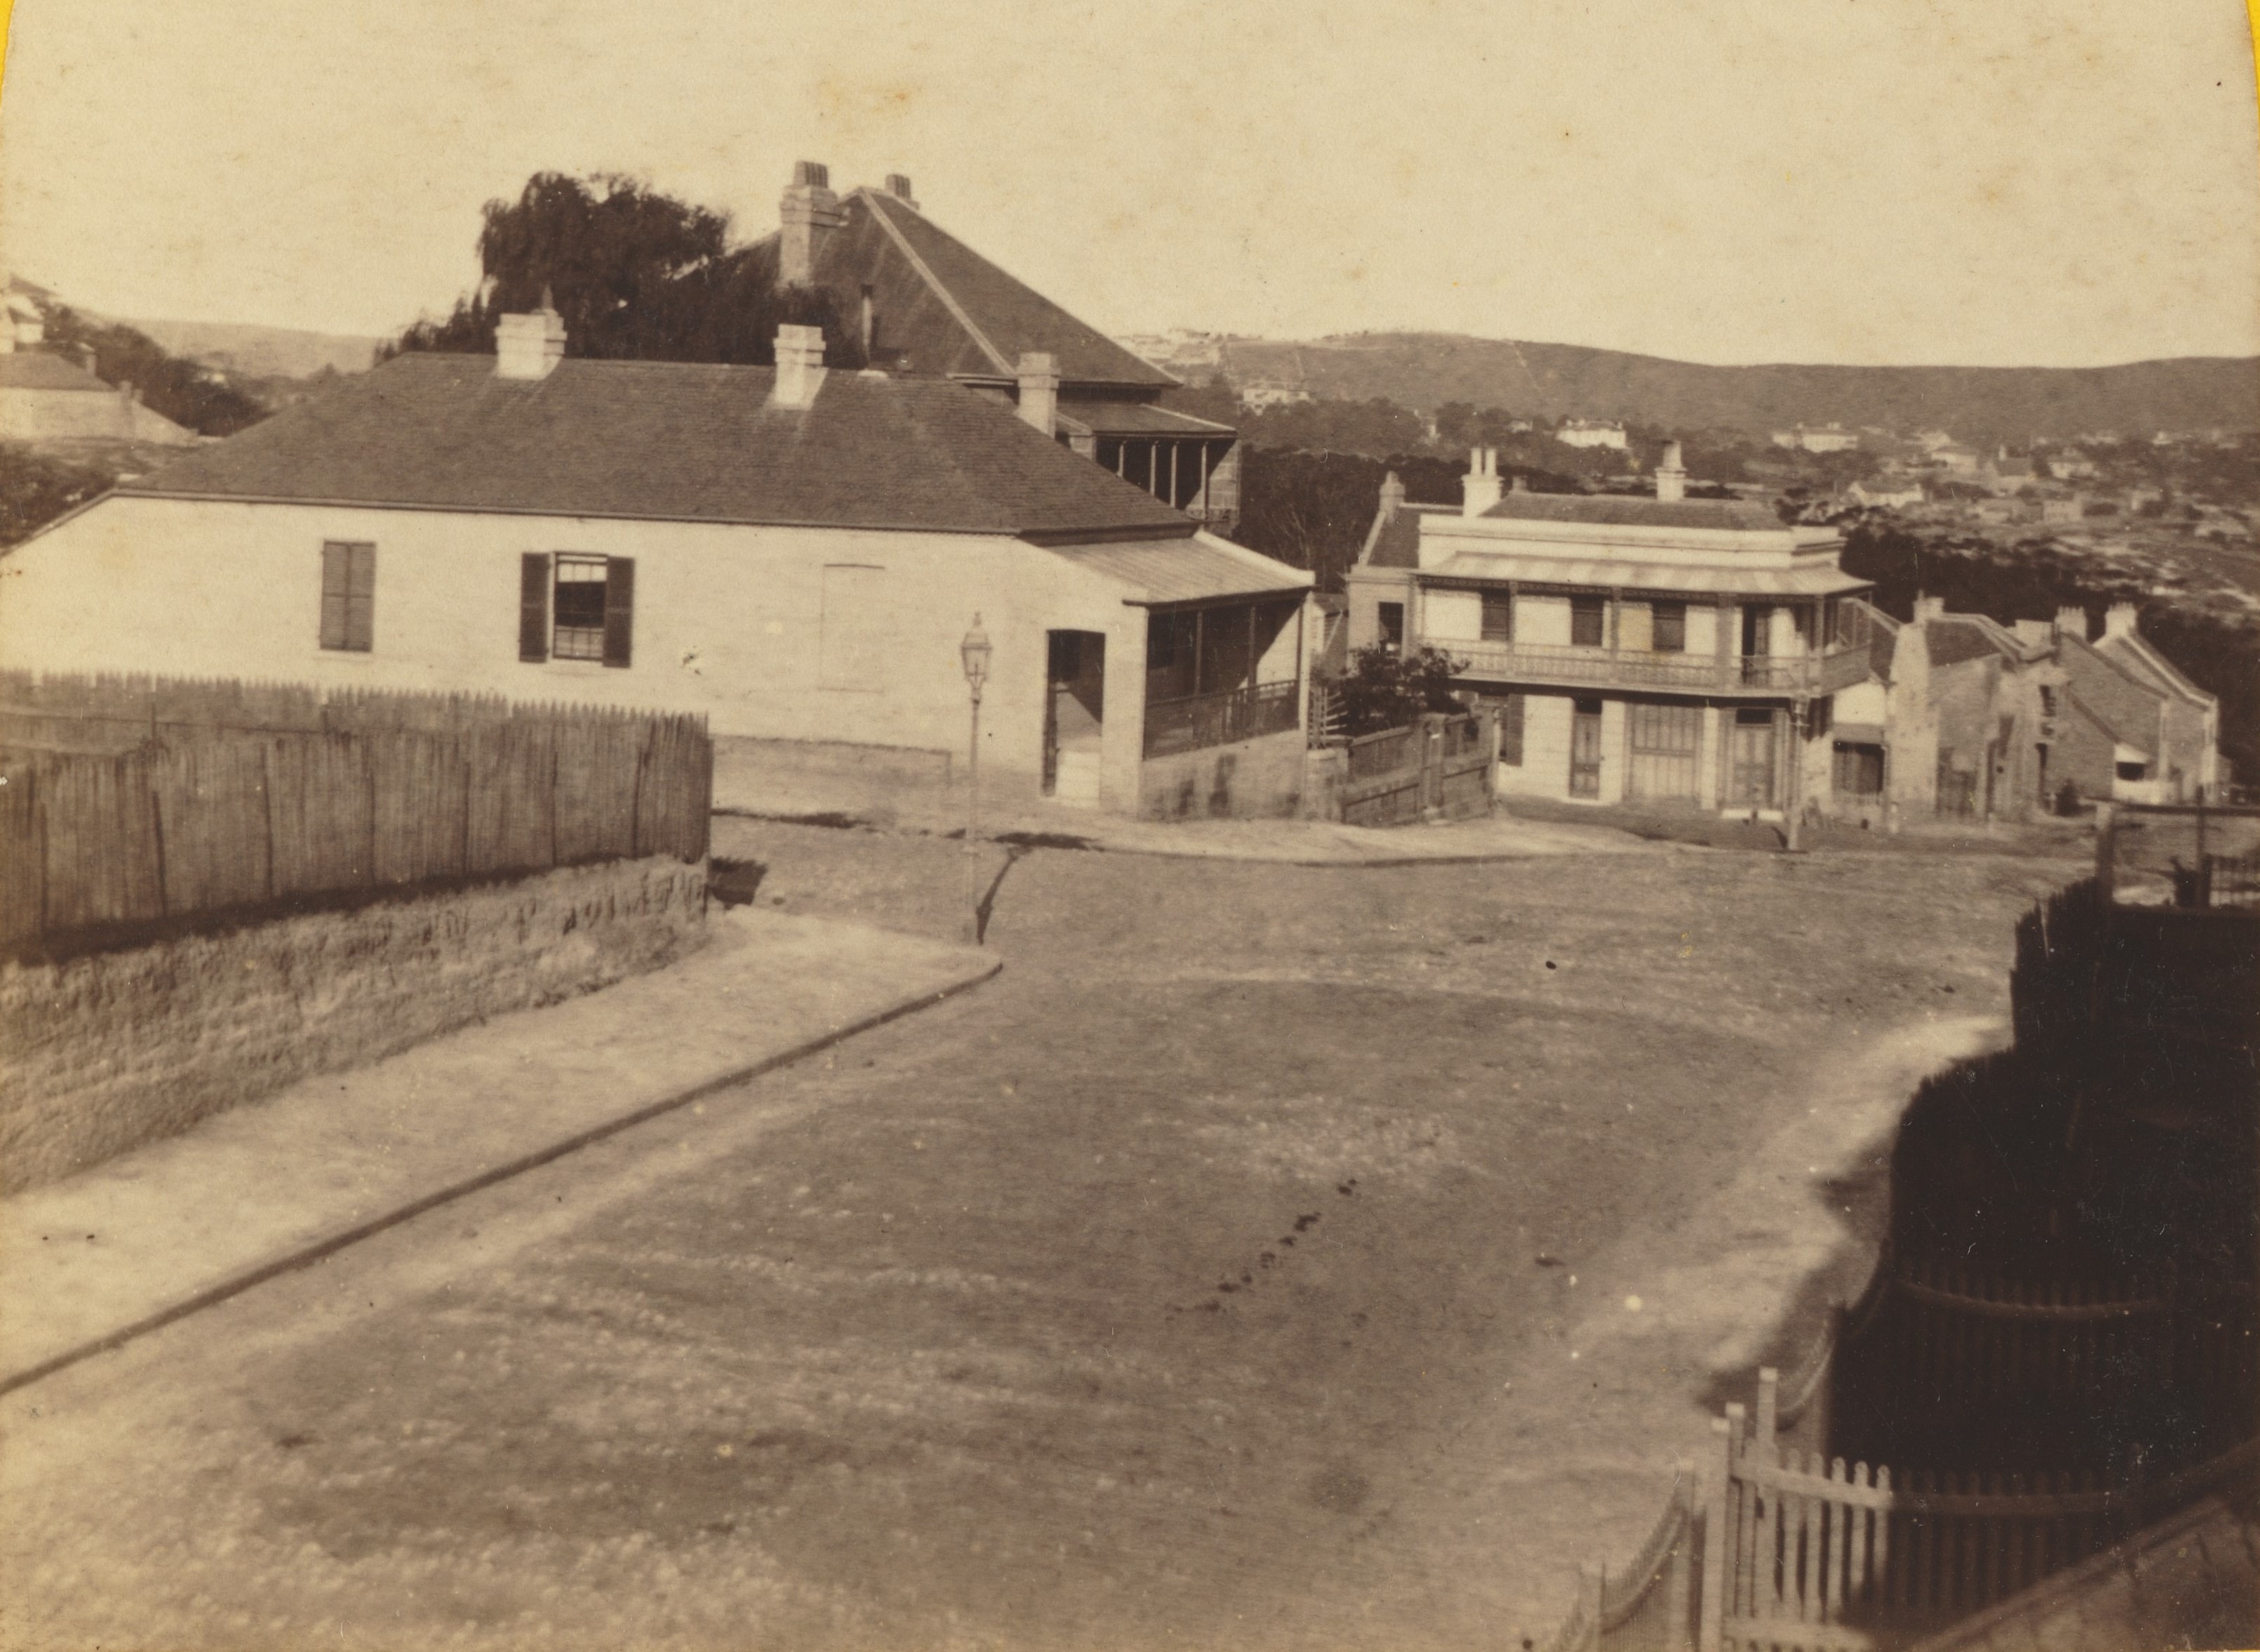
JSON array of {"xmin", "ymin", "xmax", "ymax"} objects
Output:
[
  {"xmin": 1770, "ymin": 422, "xmax": 1859, "ymax": 454},
  {"xmin": 1554, "ymin": 418, "xmax": 1628, "ymax": 450}
]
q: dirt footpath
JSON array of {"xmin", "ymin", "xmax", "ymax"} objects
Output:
[{"xmin": 1, "ymin": 826, "xmax": 2082, "ymax": 1652}]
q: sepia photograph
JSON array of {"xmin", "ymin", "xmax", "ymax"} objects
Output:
[{"xmin": 0, "ymin": 1, "xmax": 2255, "ymax": 1648}]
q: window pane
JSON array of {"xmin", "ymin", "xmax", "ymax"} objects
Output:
[
  {"xmin": 1571, "ymin": 597, "xmax": 1605, "ymax": 647},
  {"xmin": 1481, "ymin": 590, "xmax": 1513, "ymax": 642},
  {"xmin": 1652, "ymin": 601, "xmax": 1685, "ymax": 653},
  {"xmin": 1379, "ymin": 603, "xmax": 1404, "ymax": 647},
  {"xmin": 553, "ymin": 554, "xmax": 609, "ymax": 661}
]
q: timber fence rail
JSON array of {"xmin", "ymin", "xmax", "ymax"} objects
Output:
[
  {"xmin": 1338, "ymin": 711, "xmax": 1496, "ymax": 827},
  {"xmin": 0, "ymin": 675, "xmax": 710, "ymax": 951}
]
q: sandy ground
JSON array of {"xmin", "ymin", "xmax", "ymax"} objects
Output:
[{"xmin": 0, "ymin": 826, "xmax": 2082, "ymax": 1651}]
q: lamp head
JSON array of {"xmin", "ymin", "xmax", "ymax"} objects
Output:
[{"xmin": 960, "ymin": 616, "xmax": 992, "ymax": 690}]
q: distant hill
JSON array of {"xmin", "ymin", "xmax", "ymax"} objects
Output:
[
  {"xmin": 124, "ymin": 318, "xmax": 382, "ymax": 380},
  {"xmin": 1214, "ymin": 334, "xmax": 2259, "ymax": 445}
]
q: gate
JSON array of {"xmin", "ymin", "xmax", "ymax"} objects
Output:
[{"xmin": 1339, "ymin": 711, "xmax": 1495, "ymax": 826}]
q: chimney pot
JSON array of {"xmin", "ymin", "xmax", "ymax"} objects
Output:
[
  {"xmin": 1015, "ymin": 351, "xmax": 1059, "ymax": 436},
  {"xmin": 1914, "ymin": 595, "xmax": 1947, "ymax": 623},
  {"xmin": 1462, "ymin": 447, "xmax": 1502, "ymax": 517},
  {"xmin": 771, "ymin": 324, "xmax": 827, "ymax": 408},
  {"xmin": 495, "ymin": 304, "xmax": 567, "ymax": 380},
  {"xmin": 793, "ymin": 160, "xmax": 830, "ymax": 189},
  {"xmin": 1655, "ymin": 438, "xmax": 1687, "ymax": 502}
]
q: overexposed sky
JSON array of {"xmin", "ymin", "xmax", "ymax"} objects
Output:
[{"xmin": 1, "ymin": 0, "xmax": 2254, "ymax": 367}]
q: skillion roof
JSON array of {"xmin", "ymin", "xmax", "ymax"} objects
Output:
[{"xmin": 115, "ymin": 352, "xmax": 1197, "ymax": 540}]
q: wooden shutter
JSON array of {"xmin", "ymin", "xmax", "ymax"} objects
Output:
[
  {"xmin": 602, "ymin": 556, "xmax": 635, "ymax": 668},
  {"xmin": 520, "ymin": 552, "xmax": 550, "ymax": 662},
  {"xmin": 320, "ymin": 542, "xmax": 349, "ymax": 650},
  {"xmin": 346, "ymin": 543, "xmax": 376, "ymax": 651}
]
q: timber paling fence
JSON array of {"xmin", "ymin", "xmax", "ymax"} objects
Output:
[
  {"xmin": 1541, "ymin": 1253, "xmax": 2259, "ymax": 1652},
  {"xmin": 1338, "ymin": 711, "xmax": 1495, "ymax": 826},
  {"xmin": 0, "ymin": 672, "xmax": 711, "ymax": 951}
]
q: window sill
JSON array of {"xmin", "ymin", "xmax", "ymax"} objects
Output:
[
  {"xmin": 531, "ymin": 658, "xmax": 626, "ymax": 675},
  {"xmin": 316, "ymin": 650, "xmax": 376, "ymax": 663}
]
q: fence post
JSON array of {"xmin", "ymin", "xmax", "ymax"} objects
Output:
[
  {"xmin": 1755, "ymin": 1367, "xmax": 1779, "ymax": 1465},
  {"xmin": 1665, "ymin": 1462, "xmax": 1699, "ymax": 1652},
  {"xmin": 2093, "ymin": 802, "xmax": 2115, "ymax": 900},
  {"xmin": 1699, "ymin": 1416, "xmax": 1734, "ymax": 1652}
]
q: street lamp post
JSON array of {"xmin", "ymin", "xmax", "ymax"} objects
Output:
[{"xmin": 960, "ymin": 616, "xmax": 992, "ymax": 945}]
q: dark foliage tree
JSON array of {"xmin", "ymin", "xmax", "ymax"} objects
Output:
[
  {"xmin": 0, "ymin": 447, "xmax": 113, "ymax": 547},
  {"xmin": 386, "ymin": 172, "xmax": 860, "ymax": 368},
  {"xmin": 1334, "ymin": 644, "xmax": 1469, "ymax": 736},
  {"xmin": 37, "ymin": 307, "xmax": 267, "ymax": 436}
]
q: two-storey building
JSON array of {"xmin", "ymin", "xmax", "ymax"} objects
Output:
[{"xmin": 1346, "ymin": 445, "xmax": 1882, "ymax": 817}]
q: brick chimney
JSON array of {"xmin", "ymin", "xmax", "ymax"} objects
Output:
[
  {"xmin": 772, "ymin": 323, "xmax": 826, "ymax": 409},
  {"xmin": 1462, "ymin": 447, "xmax": 1502, "ymax": 517},
  {"xmin": 2055, "ymin": 605, "xmax": 2089, "ymax": 642},
  {"xmin": 1654, "ymin": 439, "xmax": 1687, "ymax": 503},
  {"xmin": 1015, "ymin": 351, "xmax": 1058, "ymax": 435},
  {"xmin": 780, "ymin": 160, "xmax": 845, "ymax": 287},
  {"xmin": 2103, "ymin": 601, "xmax": 2139, "ymax": 641},
  {"xmin": 1377, "ymin": 470, "xmax": 1405, "ymax": 523},
  {"xmin": 883, "ymin": 173, "xmax": 919, "ymax": 211},
  {"xmin": 495, "ymin": 292, "xmax": 566, "ymax": 380}
]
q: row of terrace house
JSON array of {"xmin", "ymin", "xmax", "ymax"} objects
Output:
[
  {"xmin": 1347, "ymin": 444, "xmax": 1881, "ymax": 817},
  {"xmin": 1346, "ymin": 446, "xmax": 2222, "ymax": 822},
  {"xmin": 0, "ymin": 308, "xmax": 1311, "ymax": 821}
]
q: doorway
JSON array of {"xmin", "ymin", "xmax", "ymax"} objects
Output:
[
  {"xmin": 1044, "ymin": 631, "xmax": 1105, "ymax": 806},
  {"xmin": 1729, "ymin": 706, "xmax": 1779, "ymax": 809},
  {"xmin": 1569, "ymin": 698, "xmax": 1604, "ymax": 798}
]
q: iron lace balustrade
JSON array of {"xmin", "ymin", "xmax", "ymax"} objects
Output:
[
  {"xmin": 1143, "ymin": 679, "xmax": 1299, "ymax": 757},
  {"xmin": 1431, "ymin": 637, "xmax": 1872, "ymax": 696}
]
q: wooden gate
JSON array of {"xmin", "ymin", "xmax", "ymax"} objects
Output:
[
  {"xmin": 1627, "ymin": 703, "xmax": 1703, "ymax": 802},
  {"xmin": 1339, "ymin": 712, "xmax": 1495, "ymax": 826}
]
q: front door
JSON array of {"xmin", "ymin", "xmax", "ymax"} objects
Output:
[
  {"xmin": 1044, "ymin": 631, "xmax": 1106, "ymax": 806},
  {"xmin": 1729, "ymin": 707, "xmax": 1778, "ymax": 809},
  {"xmin": 1569, "ymin": 698, "xmax": 1603, "ymax": 798}
]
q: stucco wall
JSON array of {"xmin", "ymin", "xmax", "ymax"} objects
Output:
[
  {"xmin": 0, "ymin": 386, "xmax": 137, "ymax": 441},
  {"xmin": 0, "ymin": 496, "xmax": 1155, "ymax": 810},
  {"xmin": 0, "ymin": 854, "xmax": 706, "ymax": 1192},
  {"xmin": 1138, "ymin": 727, "xmax": 1308, "ymax": 820}
]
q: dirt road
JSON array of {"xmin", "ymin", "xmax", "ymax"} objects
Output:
[{"xmin": 0, "ymin": 827, "xmax": 2077, "ymax": 1651}]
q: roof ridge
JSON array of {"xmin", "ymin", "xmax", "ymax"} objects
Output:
[{"xmin": 857, "ymin": 193, "xmax": 1014, "ymax": 377}]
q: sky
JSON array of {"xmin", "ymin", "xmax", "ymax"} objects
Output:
[{"xmin": 0, "ymin": 0, "xmax": 2254, "ymax": 368}]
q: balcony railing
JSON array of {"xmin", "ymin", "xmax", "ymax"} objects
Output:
[
  {"xmin": 1424, "ymin": 637, "xmax": 1873, "ymax": 697},
  {"xmin": 1144, "ymin": 679, "xmax": 1299, "ymax": 758}
]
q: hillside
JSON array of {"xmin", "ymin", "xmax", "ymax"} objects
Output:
[
  {"xmin": 124, "ymin": 318, "xmax": 382, "ymax": 379},
  {"xmin": 1218, "ymin": 334, "xmax": 2259, "ymax": 444}
]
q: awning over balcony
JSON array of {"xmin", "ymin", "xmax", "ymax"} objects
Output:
[
  {"xmin": 1055, "ymin": 402, "xmax": 1236, "ymax": 439},
  {"xmin": 1424, "ymin": 554, "xmax": 1871, "ymax": 599},
  {"xmin": 1048, "ymin": 536, "xmax": 1311, "ymax": 607}
]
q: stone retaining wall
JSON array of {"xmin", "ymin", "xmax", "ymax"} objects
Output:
[{"xmin": 0, "ymin": 855, "xmax": 707, "ymax": 1192}]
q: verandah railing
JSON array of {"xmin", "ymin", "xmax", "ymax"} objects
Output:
[
  {"xmin": 1142, "ymin": 679, "xmax": 1299, "ymax": 757},
  {"xmin": 1424, "ymin": 639, "xmax": 1873, "ymax": 696}
]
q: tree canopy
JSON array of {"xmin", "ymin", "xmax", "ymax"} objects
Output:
[{"xmin": 387, "ymin": 172, "xmax": 857, "ymax": 367}]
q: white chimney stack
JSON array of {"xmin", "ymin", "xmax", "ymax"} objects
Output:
[
  {"xmin": 779, "ymin": 160, "xmax": 845, "ymax": 287},
  {"xmin": 883, "ymin": 173, "xmax": 919, "ymax": 210},
  {"xmin": 1462, "ymin": 447, "xmax": 1502, "ymax": 517},
  {"xmin": 1655, "ymin": 439, "xmax": 1687, "ymax": 502},
  {"xmin": 2055, "ymin": 605, "xmax": 2089, "ymax": 641},
  {"xmin": 1015, "ymin": 351, "xmax": 1059, "ymax": 436},
  {"xmin": 772, "ymin": 324, "xmax": 826, "ymax": 409},
  {"xmin": 495, "ymin": 293, "xmax": 566, "ymax": 380},
  {"xmin": 2103, "ymin": 601, "xmax": 2139, "ymax": 641}
]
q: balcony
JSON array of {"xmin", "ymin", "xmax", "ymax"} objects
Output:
[{"xmin": 1425, "ymin": 637, "xmax": 1873, "ymax": 698}]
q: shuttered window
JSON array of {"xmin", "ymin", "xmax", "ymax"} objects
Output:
[
  {"xmin": 521, "ymin": 552, "xmax": 634, "ymax": 668},
  {"xmin": 1480, "ymin": 590, "xmax": 1514, "ymax": 642},
  {"xmin": 1651, "ymin": 600, "xmax": 1687, "ymax": 653},
  {"xmin": 1570, "ymin": 596, "xmax": 1606, "ymax": 648},
  {"xmin": 319, "ymin": 541, "xmax": 375, "ymax": 652}
]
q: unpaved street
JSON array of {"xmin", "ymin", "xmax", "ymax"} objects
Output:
[{"xmin": 0, "ymin": 828, "xmax": 2077, "ymax": 1651}]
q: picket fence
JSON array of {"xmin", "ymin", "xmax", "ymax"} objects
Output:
[
  {"xmin": 1542, "ymin": 1252, "xmax": 2259, "ymax": 1652},
  {"xmin": 1, "ymin": 686, "xmax": 711, "ymax": 949},
  {"xmin": 1338, "ymin": 711, "xmax": 1495, "ymax": 826}
]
